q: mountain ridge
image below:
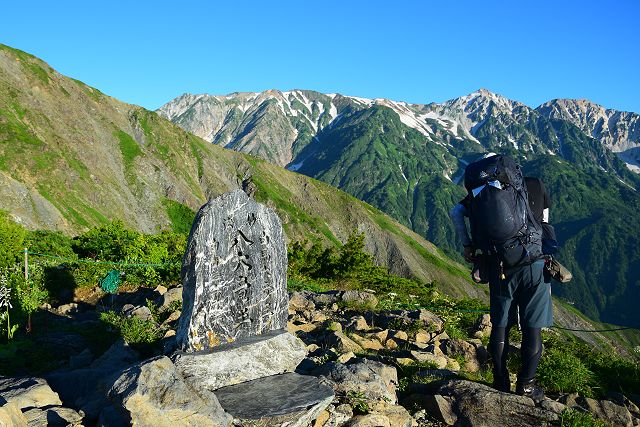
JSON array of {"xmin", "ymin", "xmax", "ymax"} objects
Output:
[
  {"xmin": 0, "ymin": 43, "xmax": 479, "ymax": 299},
  {"xmin": 159, "ymin": 87, "xmax": 640, "ymax": 328}
]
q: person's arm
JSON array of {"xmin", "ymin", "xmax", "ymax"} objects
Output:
[{"xmin": 450, "ymin": 203, "xmax": 475, "ymax": 262}]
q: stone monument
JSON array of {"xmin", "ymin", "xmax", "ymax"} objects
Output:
[
  {"xmin": 176, "ymin": 189, "xmax": 288, "ymax": 351},
  {"xmin": 172, "ymin": 189, "xmax": 334, "ymax": 426}
]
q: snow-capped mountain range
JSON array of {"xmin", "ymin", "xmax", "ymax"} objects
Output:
[{"xmin": 157, "ymin": 88, "xmax": 640, "ymax": 173}]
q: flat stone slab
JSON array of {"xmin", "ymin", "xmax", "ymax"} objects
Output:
[
  {"xmin": 215, "ymin": 373, "xmax": 334, "ymax": 427},
  {"xmin": 177, "ymin": 189, "xmax": 288, "ymax": 352},
  {"xmin": 173, "ymin": 329, "xmax": 307, "ymax": 390},
  {"xmin": 0, "ymin": 376, "xmax": 62, "ymax": 410}
]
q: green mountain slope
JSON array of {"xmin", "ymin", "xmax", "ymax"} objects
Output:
[
  {"xmin": 300, "ymin": 105, "xmax": 640, "ymax": 326},
  {"xmin": 0, "ymin": 43, "xmax": 478, "ymax": 299},
  {"xmin": 160, "ymin": 88, "xmax": 640, "ymax": 327}
]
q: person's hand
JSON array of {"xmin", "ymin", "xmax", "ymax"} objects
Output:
[{"xmin": 463, "ymin": 246, "xmax": 476, "ymax": 263}]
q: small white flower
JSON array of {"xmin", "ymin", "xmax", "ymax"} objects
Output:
[{"xmin": 0, "ymin": 286, "xmax": 12, "ymax": 310}]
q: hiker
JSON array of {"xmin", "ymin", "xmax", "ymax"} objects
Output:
[{"xmin": 450, "ymin": 154, "xmax": 550, "ymax": 402}]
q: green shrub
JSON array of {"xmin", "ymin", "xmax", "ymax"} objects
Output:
[
  {"xmin": 0, "ymin": 211, "xmax": 26, "ymax": 270},
  {"xmin": 287, "ymin": 278, "xmax": 328, "ymax": 293},
  {"xmin": 560, "ymin": 409, "xmax": 607, "ymax": 427},
  {"xmin": 99, "ymin": 311, "xmax": 164, "ymax": 348},
  {"xmin": 162, "ymin": 199, "xmax": 196, "ymax": 234},
  {"xmin": 71, "ymin": 221, "xmax": 184, "ymax": 287},
  {"xmin": 345, "ymin": 390, "xmax": 369, "ymax": 414},
  {"xmin": 537, "ymin": 348, "xmax": 594, "ymax": 396}
]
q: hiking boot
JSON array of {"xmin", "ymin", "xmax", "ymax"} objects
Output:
[
  {"xmin": 516, "ymin": 379, "xmax": 544, "ymax": 403},
  {"xmin": 492, "ymin": 376, "xmax": 511, "ymax": 393}
]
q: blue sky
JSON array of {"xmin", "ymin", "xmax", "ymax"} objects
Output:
[{"xmin": 1, "ymin": 0, "xmax": 638, "ymax": 112}]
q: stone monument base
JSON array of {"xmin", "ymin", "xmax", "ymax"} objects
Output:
[
  {"xmin": 215, "ymin": 373, "xmax": 334, "ymax": 427},
  {"xmin": 173, "ymin": 330, "xmax": 307, "ymax": 390}
]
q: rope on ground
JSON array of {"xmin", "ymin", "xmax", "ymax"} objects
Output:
[
  {"xmin": 26, "ymin": 251, "xmax": 639, "ymax": 333},
  {"xmin": 551, "ymin": 325, "xmax": 636, "ymax": 333},
  {"xmin": 396, "ymin": 303, "xmax": 639, "ymax": 332}
]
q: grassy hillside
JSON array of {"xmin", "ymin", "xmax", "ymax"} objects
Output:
[{"xmin": 0, "ymin": 43, "xmax": 478, "ymax": 299}]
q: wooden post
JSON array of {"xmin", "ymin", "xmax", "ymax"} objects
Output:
[{"xmin": 24, "ymin": 248, "xmax": 31, "ymax": 333}]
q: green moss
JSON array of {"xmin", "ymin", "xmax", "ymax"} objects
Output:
[
  {"xmin": 32, "ymin": 151, "xmax": 58, "ymax": 171},
  {"xmin": 188, "ymin": 135, "xmax": 205, "ymax": 177},
  {"xmin": 162, "ymin": 199, "xmax": 196, "ymax": 234},
  {"xmin": 115, "ymin": 130, "xmax": 142, "ymax": 168},
  {"xmin": 66, "ymin": 156, "xmax": 91, "ymax": 181}
]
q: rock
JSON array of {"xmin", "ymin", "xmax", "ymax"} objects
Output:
[
  {"xmin": 173, "ymin": 329, "xmax": 307, "ymax": 390},
  {"xmin": 317, "ymin": 359, "xmax": 398, "ymax": 405},
  {"xmin": 346, "ymin": 316, "xmax": 369, "ymax": 332},
  {"xmin": 560, "ymin": 394, "xmax": 634, "ymax": 426},
  {"xmin": 22, "ymin": 405, "xmax": 84, "ymax": 426},
  {"xmin": 121, "ymin": 304, "xmax": 154, "ymax": 322},
  {"xmin": 121, "ymin": 303, "xmax": 135, "ymax": 315},
  {"xmin": 324, "ymin": 404, "xmax": 354, "ymax": 427},
  {"xmin": 0, "ymin": 398, "xmax": 28, "ymax": 427},
  {"xmin": 338, "ymin": 352, "xmax": 356, "ymax": 364},
  {"xmin": 57, "ymin": 302, "xmax": 79, "ymax": 315},
  {"xmin": 410, "ymin": 351, "xmax": 448, "ymax": 369},
  {"xmin": 446, "ymin": 359, "xmax": 460, "ymax": 371},
  {"xmin": 396, "ymin": 358, "xmax": 416, "ymax": 366},
  {"xmin": 433, "ymin": 380, "xmax": 558, "ymax": 426},
  {"xmin": 289, "ymin": 322, "xmax": 317, "ymax": 334},
  {"xmin": 385, "ymin": 339, "xmax": 399, "ymax": 350},
  {"xmin": 290, "ymin": 291, "xmax": 316, "ymax": 312},
  {"xmin": 421, "ymin": 394, "xmax": 457, "ymax": 425},
  {"xmin": 46, "ymin": 339, "xmax": 141, "ymax": 422},
  {"xmin": 414, "ymin": 331, "xmax": 431, "ymax": 344},
  {"xmin": 391, "ymin": 330, "xmax": 409, "ymax": 341},
  {"xmin": 417, "ymin": 310, "xmax": 444, "ymax": 331},
  {"xmin": 92, "ymin": 338, "xmax": 141, "ymax": 369},
  {"xmin": 377, "ymin": 404, "xmax": 413, "ymax": 427},
  {"xmin": 326, "ymin": 331, "xmax": 363, "ymax": 354},
  {"xmin": 313, "ymin": 409, "xmax": 331, "ymax": 427},
  {"xmin": 176, "ymin": 190, "xmax": 288, "ymax": 352},
  {"xmin": 441, "ymin": 339, "xmax": 482, "ymax": 372},
  {"xmin": 373, "ymin": 330, "xmax": 389, "ymax": 342},
  {"xmin": 473, "ymin": 314, "xmax": 492, "ymax": 338},
  {"xmin": 163, "ymin": 310, "xmax": 181, "ymax": 325},
  {"xmin": 341, "ymin": 290, "xmax": 378, "ymax": 309},
  {"xmin": 108, "ymin": 356, "xmax": 232, "ymax": 427},
  {"xmin": 346, "ymin": 414, "xmax": 390, "ymax": 427},
  {"xmin": 309, "ymin": 292, "xmax": 341, "ymax": 308},
  {"xmin": 215, "ymin": 373, "xmax": 334, "ymax": 427},
  {"xmin": 69, "ymin": 348, "xmax": 93, "ymax": 369},
  {"xmin": 311, "ymin": 311, "xmax": 328, "ymax": 323},
  {"xmin": 327, "ymin": 321, "xmax": 343, "ymax": 333},
  {"xmin": 0, "ymin": 376, "xmax": 62, "ymax": 410},
  {"xmin": 159, "ymin": 287, "xmax": 182, "ymax": 312},
  {"xmin": 414, "ymin": 369, "xmax": 458, "ymax": 381},
  {"xmin": 155, "ymin": 285, "xmax": 168, "ymax": 296},
  {"xmin": 539, "ymin": 399, "xmax": 567, "ymax": 415},
  {"xmin": 350, "ymin": 334, "xmax": 383, "ymax": 351}
]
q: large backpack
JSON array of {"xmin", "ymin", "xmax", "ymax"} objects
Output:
[{"xmin": 464, "ymin": 155, "xmax": 542, "ymax": 268}]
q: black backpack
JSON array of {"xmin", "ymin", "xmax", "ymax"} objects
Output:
[{"xmin": 464, "ymin": 155, "xmax": 542, "ymax": 268}]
